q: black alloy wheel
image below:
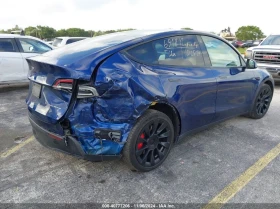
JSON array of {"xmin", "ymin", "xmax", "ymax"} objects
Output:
[
  {"xmin": 135, "ymin": 119, "xmax": 171, "ymax": 167},
  {"xmin": 123, "ymin": 109, "xmax": 174, "ymax": 171},
  {"xmin": 256, "ymin": 86, "xmax": 272, "ymax": 116},
  {"xmin": 248, "ymin": 84, "xmax": 273, "ymax": 119}
]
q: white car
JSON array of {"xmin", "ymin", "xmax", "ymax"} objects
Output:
[
  {"xmin": 52, "ymin": 37, "xmax": 88, "ymax": 48},
  {"xmin": 0, "ymin": 34, "xmax": 53, "ymax": 84}
]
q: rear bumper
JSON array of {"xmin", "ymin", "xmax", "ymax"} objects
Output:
[{"xmin": 29, "ymin": 117, "xmax": 121, "ymax": 161}]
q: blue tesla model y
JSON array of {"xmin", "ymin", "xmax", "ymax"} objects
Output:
[{"xmin": 26, "ymin": 29, "xmax": 274, "ymax": 171}]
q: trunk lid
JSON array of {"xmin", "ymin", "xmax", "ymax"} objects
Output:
[
  {"xmin": 26, "ymin": 34, "xmax": 143, "ymax": 124},
  {"xmin": 26, "ymin": 60, "xmax": 75, "ymax": 124}
]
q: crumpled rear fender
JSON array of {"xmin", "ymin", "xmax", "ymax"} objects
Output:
[{"xmin": 67, "ymin": 52, "xmax": 167, "ymax": 155}]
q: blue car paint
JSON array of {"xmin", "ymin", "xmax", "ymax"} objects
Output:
[
  {"xmin": 214, "ymin": 67, "xmax": 259, "ymax": 120},
  {"xmin": 67, "ymin": 52, "xmax": 168, "ymax": 155},
  {"xmin": 26, "ymin": 30, "xmax": 274, "ymax": 156},
  {"xmin": 27, "ymin": 76, "xmax": 73, "ymax": 124},
  {"xmin": 145, "ymin": 64, "xmax": 217, "ymax": 133}
]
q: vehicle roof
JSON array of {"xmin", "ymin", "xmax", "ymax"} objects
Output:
[
  {"xmin": 0, "ymin": 34, "xmax": 38, "ymax": 39},
  {"xmin": 35, "ymin": 29, "xmax": 219, "ymax": 60},
  {"xmin": 0, "ymin": 34, "xmax": 50, "ymax": 43},
  {"xmin": 29, "ymin": 29, "xmax": 223, "ymax": 80},
  {"xmin": 52, "ymin": 29, "xmax": 218, "ymax": 50}
]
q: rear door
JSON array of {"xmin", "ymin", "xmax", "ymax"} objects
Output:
[
  {"xmin": 16, "ymin": 38, "xmax": 52, "ymax": 78},
  {"xmin": 0, "ymin": 38, "xmax": 24, "ymax": 82},
  {"xmin": 200, "ymin": 35, "xmax": 258, "ymax": 121},
  {"xmin": 126, "ymin": 35, "xmax": 217, "ymax": 133}
]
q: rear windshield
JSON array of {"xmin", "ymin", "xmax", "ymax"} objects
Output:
[
  {"xmin": 52, "ymin": 38, "xmax": 63, "ymax": 47},
  {"xmin": 261, "ymin": 35, "xmax": 280, "ymax": 45}
]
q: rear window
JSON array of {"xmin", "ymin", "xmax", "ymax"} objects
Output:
[
  {"xmin": 66, "ymin": 38, "xmax": 86, "ymax": 45},
  {"xmin": 53, "ymin": 38, "xmax": 63, "ymax": 47},
  {"xmin": 0, "ymin": 38, "xmax": 17, "ymax": 52},
  {"xmin": 126, "ymin": 35, "xmax": 205, "ymax": 67}
]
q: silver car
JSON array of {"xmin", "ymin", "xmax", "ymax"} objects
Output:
[{"xmin": 245, "ymin": 34, "xmax": 280, "ymax": 82}]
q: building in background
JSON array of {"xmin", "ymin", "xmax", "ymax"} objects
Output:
[{"xmin": 219, "ymin": 27, "xmax": 236, "ymax": 41}]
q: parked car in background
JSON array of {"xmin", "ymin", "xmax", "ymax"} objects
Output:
[
  {"xmin": 231, "ymin": 40, "xmax": 244, "ymax": 48},
  {"xmin": 52, "ymin": 37, "xmax": 88, "ymax": 48},
  {"xmin": 0, "ymin": 34, "xmax": 53, "ymax": 84},
  {"xmin": 241, "ymin": 40, "xmax": 254, "ymax": 48},
  {"xmin": 245, "ymin": 34, "xmax": 280, "ymax": 81},
  {"xmin": 252, "ymin": 40, "xmax": 261, "ymax": 46},
  {"xmin": 46, "ymin": 41, "xmax": 53, "ymax": 45},
  {"xmin": 26, "ymin": 29, "xmax": 274, "ymax": 171}
]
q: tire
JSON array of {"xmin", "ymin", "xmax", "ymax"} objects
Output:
[
  {"xmin": 123, "ymin": 109, "xmax": 174, "ymax": 172},
  {"xmin": 248, "ymin": 84, "xmax": 273, "ymax": 119}
]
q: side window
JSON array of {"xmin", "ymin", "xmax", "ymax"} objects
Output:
[
  {"xmin": 18, "ymin": 38, "xmax": 52, "ymax": 53},
  {"xmin": 52, "ymin": 38, "xmax": 63, "ymax": 47},
  {"xmin": 66, "ymin": 38, "xmax": 84, "ymax": 45},
  {"xmin": 126, "ymin": 35, "xmax": 205, "ymax": 67},
  {"xmin": 201, "ymin": 36, "xmax": 241, "ymax": 67},
  {"xmin": 0, "ymin": 38, "xmax": 18, "ymax": 52}
]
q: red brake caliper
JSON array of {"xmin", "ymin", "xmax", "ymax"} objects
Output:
[{"xmin": 137, "ymin": 133, "xmax": 145, "ymax": 150}]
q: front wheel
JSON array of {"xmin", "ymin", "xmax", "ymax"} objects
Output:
[
  {"xmin": 123, "ymin": 109, "xmax": 174, "ymax": 172},
  {"xmin": 248, "ymin": 84, "xmax": 273, "ymax": 119}
]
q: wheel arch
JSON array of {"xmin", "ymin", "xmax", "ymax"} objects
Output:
[
  {"xmin": 149, "ymin": 102, "xmax": 181, "ymax": 142},
  {"xmin": 264, "ymin": 79, "xmax": 274, "ymax": 93}
]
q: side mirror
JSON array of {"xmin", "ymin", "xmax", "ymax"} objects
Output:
[{"xmin": 246, "ymin": 59, "xmax": 257, "ymax": 69}]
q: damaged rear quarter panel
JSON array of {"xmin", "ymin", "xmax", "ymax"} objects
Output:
[{"xmin": 68, "ymin": 52, "xmax": 167, "ymax": 155}]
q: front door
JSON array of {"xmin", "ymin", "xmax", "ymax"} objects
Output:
[{"xmin": 200, "ymin": 35, "xmax": 258, "ymax": 121}]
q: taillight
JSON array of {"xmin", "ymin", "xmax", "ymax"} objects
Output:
[
  {"xmin": 53, "ymin": 79, "xmax": 99, "ymax": 98},
  {"xmin": 53, "ymin": 79, "xmax": 73, "ymax": 91}
]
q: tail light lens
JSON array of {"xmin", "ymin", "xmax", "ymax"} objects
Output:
[
  {"xmin": 53, "ymin": 79, "xmax": 73, "ymax": 91},
  {"xmin": 53, "ymin": 79, "xmax": 99, "ymax": 98}
]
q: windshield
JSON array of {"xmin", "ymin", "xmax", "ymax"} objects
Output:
[
  {"xmin": 52, "ymin": 38, "xmax": 63, "ymax": 47},
  {"xmin": 261, "ymin": 35, "xmax": 280, "ymax": 45}
]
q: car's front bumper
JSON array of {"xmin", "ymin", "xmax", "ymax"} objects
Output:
[
  {"xmin": 257, "ymin": 63, "xmax": 280, "ymax": 82},
  {"xmin": 29, "ymin": 117, "xmax": 121, "ymax": 161}
]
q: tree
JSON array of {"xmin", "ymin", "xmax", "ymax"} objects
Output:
[
  {"xmin": 235, "ymin": 26, "xmax": 264, "ymax": 40},
  {"xmin": 0, "ymin": 29, "xmax": 7, "ymax": 34},
  {"xmin": 24, "ymin": 26, "xmax": 37, "ymax": 36},
  {"xmin": 66, "ymin": 28, "xmax": 90, "ymax": 37},
  {"xmin": 94, "ymin": 30, "xmax": 103, "ymax": 36},
  {"xmin": 87, "ymin": 30, "xmax": 95, "ymax": 37},
  {"xmin": 182, "ymin": 27, "xmax": 193, "ymax": 30},
  {"xmin": 56, "ymin": 29, "xmax": 68, "ymax": 37},
  {"xmin": 36, "ymin": 26, "xmax": 56, "ymax": 39}
]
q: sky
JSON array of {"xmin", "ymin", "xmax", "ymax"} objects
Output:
[{"xmin": 0, "ymin": 0, "xmax": 279, "ymax": 35}]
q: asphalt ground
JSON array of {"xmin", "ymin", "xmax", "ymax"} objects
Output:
[{"xmin": 0, "ymin": 84, "xmax": 280, "ymax": 208}]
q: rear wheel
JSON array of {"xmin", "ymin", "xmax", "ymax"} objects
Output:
[
  {"xmin": 248, "ymin": 84, "xmax": 272, "ymax": 119},
  {"xmin": 123, "ymin": 109, "xmax": 174, "ymax": 172}
]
